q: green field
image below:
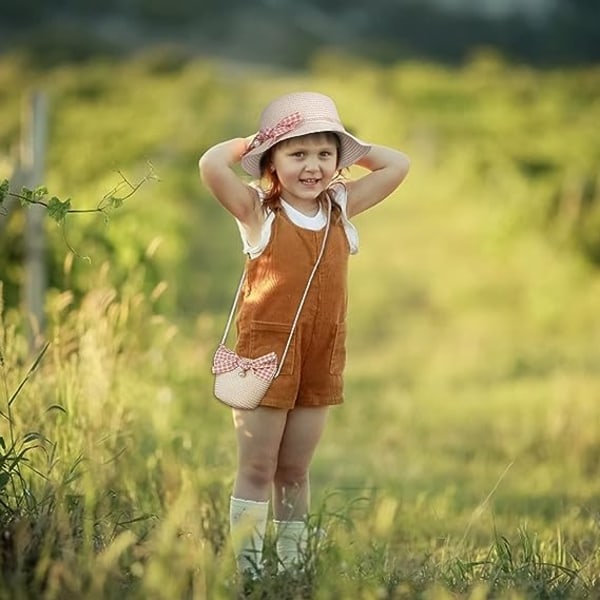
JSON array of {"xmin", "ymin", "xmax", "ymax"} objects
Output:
[{"xmin": 1, "ymin": 49, "xmax": 599, "ymax": 598}]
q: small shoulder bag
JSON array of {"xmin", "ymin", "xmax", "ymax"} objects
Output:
[{"xmin": 212, "ymin": 199, "xmax": 331, "ymax": 410}]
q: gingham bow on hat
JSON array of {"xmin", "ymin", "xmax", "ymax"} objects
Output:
[
  {"xmin": 212, "ymin": 345, "xmax": 278, "ymax": 382},
  {"xmin": 246, "ymin": 112, "xmax": 304, "ymax": 152}
]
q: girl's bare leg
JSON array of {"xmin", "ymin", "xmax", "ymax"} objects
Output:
[
  {"xmin": 272, "ymin": 406, "xmax": 329, "ymax": 519},
  {"xmin": 271, "ymin": 406, "xmax": 329, "ymax": 570},
  {"xmin": 230, "ymin": 406, "xmax": 288, "ymax": 575}
]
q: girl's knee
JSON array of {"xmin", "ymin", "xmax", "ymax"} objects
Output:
[
  {"xmin": 238, "ymin": 459, "xmax": 277, "ymax": 489},
  {"xmin": 274, "ymin": 464, "xmax": 308, "ymax": 488}
]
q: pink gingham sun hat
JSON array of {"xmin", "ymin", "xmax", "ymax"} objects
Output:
[{"xmin": 241, "ymin": 92, "xmax": 371, "ymax": 178}]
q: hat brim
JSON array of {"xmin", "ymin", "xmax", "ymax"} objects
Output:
[{"xmin": 241, "ymin": 121, "xmax": 371, "ymax": 178}]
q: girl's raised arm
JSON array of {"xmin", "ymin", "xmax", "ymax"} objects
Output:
[
  {"xmin": 199, "ymin": 138, "xmax": 262, "ymax": 225},
  {"xmin": 345, "ymin": 145, "xmax": 410, "ymax": 218}
]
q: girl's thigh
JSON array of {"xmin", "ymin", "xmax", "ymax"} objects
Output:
[
  {"xmin": 232, "ymin": 406, "xmax": 289, "ymax": 463},
  {"xmin": 277, "ymin": 406, "xmax": 329, "ymax": 469}
]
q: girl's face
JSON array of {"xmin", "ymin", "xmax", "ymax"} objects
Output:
[{"xmin": 269, "ymin": 133, "xmax": 339, "ymax": 205}]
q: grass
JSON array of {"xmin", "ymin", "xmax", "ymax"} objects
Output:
[
  {"xmin": 0, "ymin": 49, "xmax": 599, "ymax": 597},
  {"xmin": 1, "ymin": 221, "xmax": 599, "ymax": 599}
]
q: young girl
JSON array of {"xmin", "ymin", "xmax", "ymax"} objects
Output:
[{"xmin": 199, "ymin": 91, "xmax": 410, "ymax": 576}]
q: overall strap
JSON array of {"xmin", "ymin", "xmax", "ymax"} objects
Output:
[{"xmin": 219, "ymin": 198, "xmax": 332, "ymax": 378}]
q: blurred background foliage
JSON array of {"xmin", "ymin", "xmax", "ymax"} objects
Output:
[
  {"xmin": 0, "ymin": 2, "xmax": 600, "ymax": 596},
  {"xmin": 0, "ymin": 0, "xmax": 598, "ymax": 526},
  {"xmin": 1, "ymin": 43, "xmax": 598, "ymax": 323}
]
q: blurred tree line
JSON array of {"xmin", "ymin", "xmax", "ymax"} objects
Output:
[{"xmin": 0, "ymin": 0, "xmax": 598, "ymax": 67}]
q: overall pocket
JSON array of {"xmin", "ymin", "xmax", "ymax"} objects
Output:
[{"xmin": 250, "ymin": 320, "xmax": 296, "ymax": 376}]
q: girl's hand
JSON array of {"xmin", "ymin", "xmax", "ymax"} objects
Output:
[{"xmin": 243, "ymin": 134, "xmax": 257, "ymax": 152}]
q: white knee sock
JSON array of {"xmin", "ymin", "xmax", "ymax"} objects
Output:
[
  {"xmin": 229, "ymin": 496, "xmax": 269, "ymax": 576},
  {"xmin": 274, "ymin": 519, "xmax": 308, "ymax": 572}
]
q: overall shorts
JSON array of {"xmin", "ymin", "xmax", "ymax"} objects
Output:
[{"xmin": 234, "ymin": 207, "xmax": 349, "ymax": 410}]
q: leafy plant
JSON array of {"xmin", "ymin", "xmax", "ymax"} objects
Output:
[
  {"xmin": 0, "ymin": 341, "xmax": 50, "ymax": 510},
  {"xmin": 0, "ymin": 165, "xmax": 157, "ymax": 258}
]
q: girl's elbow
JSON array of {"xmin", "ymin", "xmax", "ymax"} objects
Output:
[
  {"xmin": 198, "ymin": 154, "xmax": 208, "ymax": 181},
  {"xmin": 198, "ymin": 153, "xmax": 212, "ymax": 180},
  {"xmin": 393, "ymin": 153, "xmax": 411, "ymax": 185},
  {"xmin": 198, "ymin": 155, "xmax": 221, "ymax": 189},
  {"xmin": 399, "ymin": 151, "xmax": 411, "ymax": 171}
]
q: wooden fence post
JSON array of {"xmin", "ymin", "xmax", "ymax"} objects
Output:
[{"xmin": 21, "ymin": 91, "xmax": 48, "ymax": 348}]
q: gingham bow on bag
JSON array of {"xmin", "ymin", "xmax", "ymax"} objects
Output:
[
  {"xmin": 211, "ymin": 199, "xmax": 331, "ymax": 410},
  {"xmin": 213, "ymin": 345, "xmax": 277, "ymax": 381}
]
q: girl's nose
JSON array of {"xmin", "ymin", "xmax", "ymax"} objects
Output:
[{"xmin": 304, "ymin": 156, "xmax": 320, "ymax": 172}]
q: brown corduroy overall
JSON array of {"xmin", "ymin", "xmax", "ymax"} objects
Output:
[{"xmin": 234, "ymin": 206, "xmax": 349, "ymax": 410}]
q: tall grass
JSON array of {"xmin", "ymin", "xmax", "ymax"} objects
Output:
[{"xmin": 1, "ymin": 253, "xmax": 599, "ymax": 598}]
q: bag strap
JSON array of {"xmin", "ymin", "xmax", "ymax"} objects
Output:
[{"xmin": 219, "ymin": 197, "xmax": 332, "ymax": 378}]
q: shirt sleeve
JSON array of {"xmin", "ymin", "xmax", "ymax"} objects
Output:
[{"xmin": 329, "ymin": 182, "xmax": 359, "ymax": 255}]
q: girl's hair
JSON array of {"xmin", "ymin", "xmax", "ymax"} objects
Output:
[{"xmin": 258, "ymin": 132, "xmax": 344, "ymax": 218}]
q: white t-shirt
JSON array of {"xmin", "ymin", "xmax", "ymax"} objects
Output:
[{"xmin": 235, "ymin": 182, "xmax": 359, "ymax": 259}]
